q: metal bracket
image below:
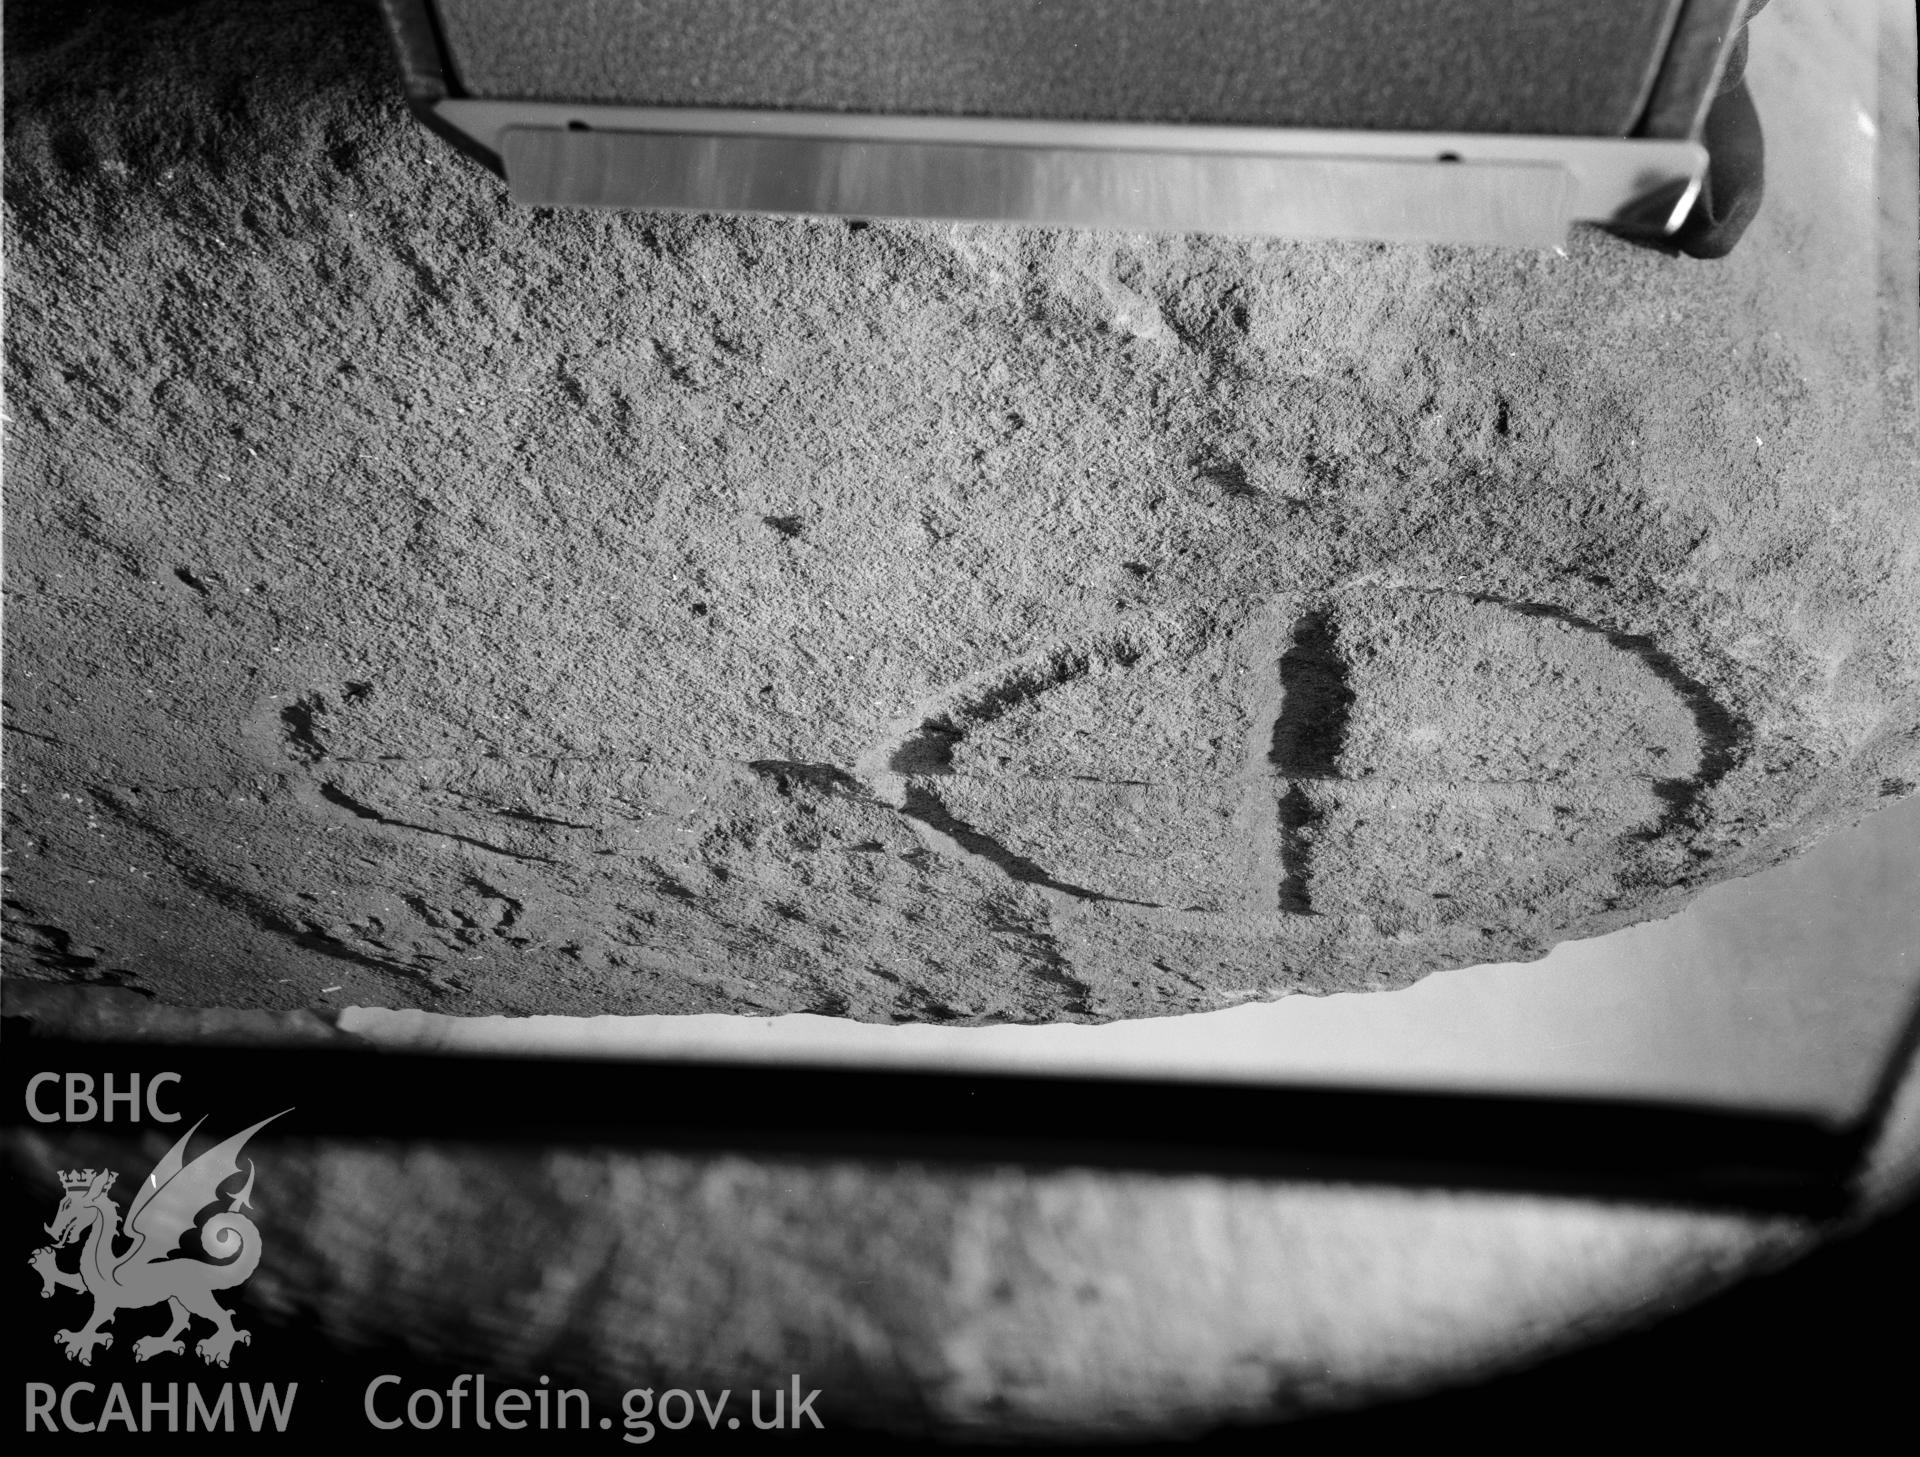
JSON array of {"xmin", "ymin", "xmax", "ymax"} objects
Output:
[{"xmin": 435, "ymin": 100, "xmax": 1705, "ymax": 248}]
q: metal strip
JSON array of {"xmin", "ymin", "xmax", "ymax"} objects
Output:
[
  {"xmin": 438, "ymin": 101, "xmax": 1705, "ymax": 244},
  {"xmin": 1634, "ymin": 0, "xmax": 1756, "ymax": 138},
  {"xmin": 377, "ymin": 0, "xmax": 506, "ymax": 176},
  {"xmin": 502, "ymin": 128, "xmax": 1572, "ymax": 246}
]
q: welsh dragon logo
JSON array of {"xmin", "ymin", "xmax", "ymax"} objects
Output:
[{"xmin": 28, "ymin": 1112, "xmax": 288, "ymax": 1367}]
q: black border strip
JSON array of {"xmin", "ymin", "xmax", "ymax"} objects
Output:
[{"xmin": 1, "ymin": 1032, "xmax": 1862, "ymax": 1217}]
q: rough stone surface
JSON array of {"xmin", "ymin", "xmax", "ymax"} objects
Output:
[{"xmin": 3, "ymin": 0, "xmax": 1916, "ymax": 1020}]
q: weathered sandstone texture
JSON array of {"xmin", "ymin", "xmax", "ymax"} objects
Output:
[{"xmin": 3, "ymin": 0, "xmax": 1915, "ymax": 1019}]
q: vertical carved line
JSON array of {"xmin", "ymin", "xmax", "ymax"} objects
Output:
[{"xmin": 1269, "ymin": 609, "xmax": 1352, "ymax": 913}]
